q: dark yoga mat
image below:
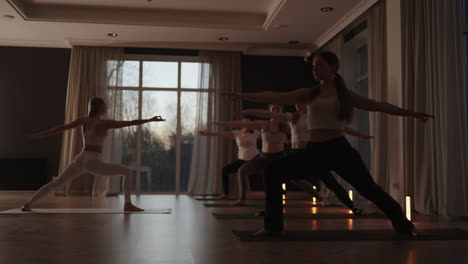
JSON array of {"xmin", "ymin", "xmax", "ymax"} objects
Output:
[
  {"xmin": 232, "ymin": 229, "xmax": 468, "ymax": 242},
  {"xmin": 195, "ymin": 197, "xmax": 305, "ymax": 201},
  {"xmin": 203, "ymin": 203, "xmax": 342, "ymax": 208},
  {"xmin": 212, "ymin": 212, "xmax": 385, "ymax": 220}
]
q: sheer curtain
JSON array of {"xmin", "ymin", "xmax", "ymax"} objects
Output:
[
  {"xmin": 56, "ymin": 46, "xmax": 125, "ymax": 196},
  {"xmin": 368, "ymin": 0, "xmax": 389, "ymax": 191},
  {"xmin": 188, "ymin": 51, "xmax": 241, "ymax": 195},
  {"xmin": 402, "ymin": 0, "xmax": 468, "ymax": 216}
]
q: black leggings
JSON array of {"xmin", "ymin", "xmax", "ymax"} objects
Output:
[
  {"xmin": 221, "ymin": 159, "xmax": 247, "ymax": 194},
  {"xmin": 263, "ymin": 137, "xmax": 414, "ymax": 233},
  {"xmin": 288, "ymin": 148, "xmax": 355, "ymax": 209}
]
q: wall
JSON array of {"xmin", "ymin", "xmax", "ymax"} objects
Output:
[{"xmin": 0, "ymin": 46, "xmax": 70, "ymax": 188}]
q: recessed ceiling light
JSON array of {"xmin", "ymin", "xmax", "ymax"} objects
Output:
[
  {"xmin": 218, "ymin": 37, "xmax": 229, "ymax": 41},
  {"xmin": 321, "ymin": 7, "xmax": 334, "ymax": 12},
  {"xmin": 288, "ymin": 40, "xmax": 300, "ymax": 45},
  {"xmin": 107, "ymin": 33, "xmax": 118, "ymax": 37},
  {"xmin": 3, "ymin": 15, "xmax": 15, "ymax": 19},
  {"xmin": 273, "ymin": 24, "xmax": 288, "ymax": 28}
]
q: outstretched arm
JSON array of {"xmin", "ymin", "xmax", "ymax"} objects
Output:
[
  {"xmin": 30, "ymin": 117, "xmax": 86, "ymax": 139},
  {"xmin": 350, "ymin": 91, "xmax": 433, "ymax": 121},
  {"xmin": 103, "ymin": 116, "xmax": 165, "ymax": 129},
  {"xmin": 199, "ymin": 130, "xmax": 235, "ymax": 139},
  {"xmin": 223, "ymin": 88, "xmax": 313, "ymax": 105},
  {"xmin": 344, "ymin": 126, "xmax": 373, "ymax": 139},
  {"xmin": 211, "ymin": 120, "xmax": 266, "ymax": 130},
  {"xmin": 240, "ymin": 109, "xmax": 289, "ymax": 123}
]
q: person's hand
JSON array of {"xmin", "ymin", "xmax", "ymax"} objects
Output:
[
  {"xmin": 359, "ymin": 135, "xmax": 374, "ymax": 140},
  {"xmin": 150, "ymin": 116, "xmax": 165, "ymax": 122},
  {"xmin": 29, "ymin": 133, "xmax": 45, "ymax": 140},
  {"xmin": 412, "ymin": 112, "xmax": 434, "ymax": 122},
  {"xmin": 199, "ymin": 130, "xmax": 209, "ymax": 136},
  {"xmin": 222, "ymin": 92, "xmax": 241, "ymax": 101}
]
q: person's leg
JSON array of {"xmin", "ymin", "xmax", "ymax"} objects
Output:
[
  {"xmin": 333, "ymin": 145, "xmax": 415, "ymax": 234},
  {"xmin": 221, "ymin": 159, "xmax": 247, "ymax": 195},
  {"xmin": 319, "ymin": 172, "xmax": 355, "ymax": 209},
  {"xmin": 260, "ymin": 150, "xmax": 320, "ymax": 234},
  {"xmin": 22, "ymin": 161, "xmax": 83, "ymax": 211},
  {"xmin": 85, "ymin": 160, "xmax": 142, "ymax": 211},
  {"xmin": 234, "ymin": 158, "xmax": 261, "ymax": 205},
  {"xmin": 289, "ymin": 179, "xmax": 323, "ymax": 201}
]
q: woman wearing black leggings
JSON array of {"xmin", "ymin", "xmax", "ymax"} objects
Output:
[{"xmin": 223, "ymin": 51, "xmax": 433, "ymax": 236}]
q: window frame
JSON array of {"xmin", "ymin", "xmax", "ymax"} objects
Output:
[{"xmin": 109, "ymin": 54, "xmax": 212, "ymax": 194}]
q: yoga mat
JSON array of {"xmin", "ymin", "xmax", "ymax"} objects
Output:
[
  {"xmin": 195, "ymin": 197, "xmax": 305, "ymax": 201},
  {"xmin": 212, "ymin": 212, "xmax": 385, "ymax": 220},
  {"xmin": 0, "ymin": 208, "xmax": 172, "ymax": 214},
  {"xmin": 232, "ymin": 229, "xmax": 468, "ymax": 242},
  {"xmin": 203, "ymin": 203, "xmax": 342, "ymax": 208}
]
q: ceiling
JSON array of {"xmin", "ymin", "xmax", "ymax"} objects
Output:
[{"xmin": 0, "ymin": 0, "xmax": 378, "ymax": 55}]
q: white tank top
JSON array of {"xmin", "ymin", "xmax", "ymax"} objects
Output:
[
  {"xmin": 307, "ymin": 96, "xmax": 345, "ymax": 130},
  {"xmin": 233, "ymin": 130, "xmax": 260, "ymax": 161},
  {"xmin": 261, "ymin": 122, "xmax": 286, "ymax": 150},
  {"xmin": 82, "ymin": 118, "xmax": 107, "ymax": 146},
  {"xmin": 286, "ymin": 112, "xmax": 310, "ymax": 143}
]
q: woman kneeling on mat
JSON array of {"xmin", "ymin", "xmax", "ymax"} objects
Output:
[{"xmin": 21, "ymin": 97, "xmax": 165, "ymax": 212}]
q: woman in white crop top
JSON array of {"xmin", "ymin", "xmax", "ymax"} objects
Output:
[
  {"xmin": 21, "ymin": 97, "xmax": 165, "ymax": 212},
  {"xmin": 224, "ymin": 51, "xmax": 433, "ymax": 236},
  {"xmin": 198, "ymin": 116, "xmax": 260, "ymax": 199},
  {"xmin": 212, "ymin": 104, "xmax": 288, "ymax": 206},
  {"xmin": 241, "ymin": 104, "xmax": 371, "ymax": 214}
]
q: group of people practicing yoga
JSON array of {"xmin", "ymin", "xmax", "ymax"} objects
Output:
[{"xmin": 21, "ymin": 50, "xmax": 432, "ymax": 237}]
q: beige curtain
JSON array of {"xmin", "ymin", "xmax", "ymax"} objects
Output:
[
  {"xmin": 368, "ymin": 0, "xmax": 389, "ymax": 191},
  {"xmin": 56, "ymin": 46, "xmax": 124, "ymax": 196},
  {"xmin": 188, "ymin": 51, "xmax": 241, "ymax": 195},
  {"xmin": 402, "ymin": 0, "xmax": 468, "ymax": 216}
]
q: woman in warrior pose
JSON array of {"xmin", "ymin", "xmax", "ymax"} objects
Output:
[
  {"xmin": 199, "ymin": 116, "xmax": 260, "ymax": 199},
  {"xmin": 223, "ymin": 51, "xmax": 432, "ymax": 236},
  {"xmin": 241, "ymin": 104, "xmax": 372, "ymax": 215},
  {"xmin": 211, "ymin": 104, "xmax": 290, "ymax": 206},
  {"xmin": 21, "ymin": 97, "xmax": 165, "ymax": 212}
]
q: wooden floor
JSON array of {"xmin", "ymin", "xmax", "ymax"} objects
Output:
[{"xmin": 1, "ymin": 192, "xmax": 467, "ymax": 264}]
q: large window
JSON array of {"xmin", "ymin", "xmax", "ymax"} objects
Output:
[{"xmin": 108, "ymin": 56, "xmax": 210, "ymax": 194}]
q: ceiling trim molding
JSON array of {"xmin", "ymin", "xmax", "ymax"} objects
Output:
[
  {"xmin": 6, "ymin": 0, "xmax": 266, "ymax": 30},
  {"xmin": 311, "ymin": 0, "xmax": 378, "ymax": 52},
  {"xmin": 262, "ymin": 0, "xmax": 288, "ymax": 31},
  {"xmin": 0, "ymin": 38, "xmax": 71, "ymax": 48}
]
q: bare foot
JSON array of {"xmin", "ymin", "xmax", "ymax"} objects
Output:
[
  {"xmin": 216, "ymin": 194, "xmax": 229, "ymax": 200},
  {"xmin": 124, "ymin": 203, "xmax": 144, "ymax": 212},
  {"xmin": 231, "ymin": 200, "xmax": 247, "ymax": 206},
  {"xmin": 20, "ymin": 204, "xmax": 31, "ymax": 212},
  {"xmin": 253, "ymin": 228, "xmax": 285, "ymax": 236}
]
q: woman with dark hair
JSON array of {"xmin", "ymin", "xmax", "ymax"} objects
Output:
[
  {"xmin": 241, "ymin": 104, "xmax": 372, "ymax": 215},
  {"xmin": 223, "ymin": 51, "xmax": 433, "ymax": 236},
  {"xmin": 211, "ymin": 104, "xmax": 289, "ymax": 206},
  {"xmin": 198, "ymin": 115, "xmax": 261, "ymax": 199},
  {"xmin": 21, "ymin": 97, "xmax": 165, "ymax": 212}
]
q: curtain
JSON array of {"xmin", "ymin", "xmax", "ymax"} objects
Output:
[
  {"xmin": 56, "ymin": 46, "xmax": 124, "ymax": 196},
  {"xmin": 402, "ymin": 0, "xmax": 468, "ymax": 216},
  {"xmin": 368, "ymin": 0, "xmax": 389, "ymax": 191},
  {"xmin": 188, "ymin": 51, "xmax": 241, "ymax": 195}
]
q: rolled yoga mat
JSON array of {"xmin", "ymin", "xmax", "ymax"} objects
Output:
[
  {"xmin": 212, "ymin": 212, "xmax": 385, "ymax": 220},
  {"xmin": 232, "ymin": 229, "xmax": 468, "ymax": 242},
  {"xmin": 0, "ymin": 208, "xmax": 172, "ymax": 214}
]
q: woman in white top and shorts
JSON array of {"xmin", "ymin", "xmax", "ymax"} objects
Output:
[{"xmin": 21, "ymin": 97, "xmax": 165, "ymax": 212}]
